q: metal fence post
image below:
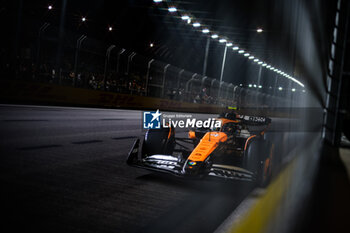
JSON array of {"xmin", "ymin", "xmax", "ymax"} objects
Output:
[
  {"xmin": 73, "ymin": 35, "xmax": 87, "ymax": 87},
  {"xmin": 177, "ymin": 69, "xmax": 184, "ymax": 89},
  {"xmin": 201, "ymin": 76, "xmax": 208, "ymax": 89},
  {"xmin": 162, "ymin": 64, "xmax": 170, "ymax": 98},
  {"xmin": 126, "ymin": 52, "xmax": 136, "ymax": 75},
  {"xmin": 116, "ymin": 48, "xmax": 125, "ymax": 74},
  {"xmin": 145, "ymin": 59, "xmax": 154, "ymax": 96},
  {"xmin": 185, "ymin": 73, "xmax": 198, "ymax": 93},
  {"xmin": 103, "ymin": 45, "xmax": 116, "ymax": 91}
]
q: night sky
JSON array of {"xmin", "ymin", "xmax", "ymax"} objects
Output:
[{"xmin": 3, "ymin": 0, "xmax": 292, "ymax": 86}]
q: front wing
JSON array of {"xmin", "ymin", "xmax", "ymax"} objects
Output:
[{"xmin": 127, "ymin": 138, "xmax": 255, "ymax": 181}]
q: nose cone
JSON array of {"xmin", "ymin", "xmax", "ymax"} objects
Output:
[
  {"xmin": 183, "ymin": 160, "xmax": 204, "ymax": 176},
  {"xmin": 188, "ymin": 132, "xmax": 227, "ymax": 162}
]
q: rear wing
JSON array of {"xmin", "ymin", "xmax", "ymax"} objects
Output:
[{"xmin": 237, "ymin": 115, "xmax": 272, "ymax": 125}]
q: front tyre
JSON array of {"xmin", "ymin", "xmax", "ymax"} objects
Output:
[{"xmin": 142, "ymin": 127, "xmax": 175, "ymax": 158}]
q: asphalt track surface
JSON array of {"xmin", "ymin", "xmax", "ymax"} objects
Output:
[{"xmin": 0, "ymin": 105, "xmax": 306, "ymax": 233}]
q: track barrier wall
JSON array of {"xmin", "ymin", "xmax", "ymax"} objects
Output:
[{"xmin": 0, "ymin": 79, "xmax": 298, "ymax": 117}]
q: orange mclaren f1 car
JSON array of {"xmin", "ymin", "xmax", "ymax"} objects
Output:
[{"xmin": 127, "ymin": 112, "xmax": 274, "ymax": 187}]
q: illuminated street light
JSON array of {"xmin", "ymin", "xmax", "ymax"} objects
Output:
[
  {"xmin": 168, "ymin": 7, "xmax": 177, "ymax": 12},
  {"xmin": 292, "ymin": 88, "xmax": 296, "ymax": 92},
  {"xmin": 150, "ymin": 43, "xmax": 154, "ymax": 47},
  {"xmin": 193, "ymin": 22, "xmax": 200, "ymax": 27},
  {"xmin": 108, "ymin": 26, "xmax": 113, "ymax": 31},
  {"xmin": 48, "ymin": 5, "xmax": 53, "ymax": 10},
  {"xmin": 259, "ymin": 85, "xmax": 262, "ymax": 88},
  {"xmin": 248, "ymin": 84, "xmax": 252, "ymax": 87},
  {"xmin": 253, "ymin": 84, "xmax": 257, "ymax": 88},
  {"xmin": 278, "ymin": 87, "xmax": 283, "ymax": 91},
  {"xmin": 151, "ymin": 3, "xmax": 305, "ymax": 88},
  {"xmin": 81, "ymin": 17, "xmax": 86, "ymax": 22},
  {"xmin": 181, "ymin": 15, "xmax": 190, "ymax": 20},
  {"xmin": 290, "ymin": 77, "xmax": 304, "ymax": 87}
]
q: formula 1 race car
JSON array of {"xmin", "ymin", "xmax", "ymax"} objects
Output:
[{"xmin": 127, "ymin": 111, "xmax": 274, "ymax": 187}]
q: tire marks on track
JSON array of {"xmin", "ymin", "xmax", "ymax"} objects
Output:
[
  {"xmin": 19, "ymin": 144, "xmax": 62, "ymax": 150},
  {"xmin": 72, "ymin": 140, "xmax": 103, "ymax": 145},
  {"xmin": 16, "ymin": 137, "xmax": 137, "ymax": 150}
]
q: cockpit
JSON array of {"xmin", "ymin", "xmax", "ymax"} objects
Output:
[
  {"xmin": 221, "ymin": 122, "xmax": 241, "ymax": 135},
  {"xmin": 211, "ymin": 119, "xmax": 251, "ymax": 138}
]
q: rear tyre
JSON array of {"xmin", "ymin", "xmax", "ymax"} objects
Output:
[{"xmin": 244, "ymin": 139, "xmax": 273, "ymax": 187}]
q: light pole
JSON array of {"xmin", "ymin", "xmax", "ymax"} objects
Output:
[
  {"xmin": 220, "ymin": 45, "xmax": 228, "ymax": 83},
  {"xmin": 13, "ymin": 0, "xmax": 23, "ymax": 64},
  {"xmin": 202, "ymin": 37, "xmax": 210, "ymax": 76},
  {"xmin": 256, "ymin": 65, "xmax": 262, "ymax": 92},
  {"xmin": 73, "ymin": 35, "xmax": 87, "ymax": 86},
  {"xmin": 36, "ymin": 22, "xmax": 50, "ymax": 66},
  {"xmin": 55, "ymin": 0, "xmax": 67, "ymax": 79},
  {"xmin": 218, "ymin": 45, "xmax": 228, "ymax": 99},
  {"xmin": 273, "ymin": 75, "xmax": 278, "ymax": 97},
  {"xmin": 103, "ymin": 45, "xmax": 116, "ymax": 91}
]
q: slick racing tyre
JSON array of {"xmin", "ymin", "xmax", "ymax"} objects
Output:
[
  {"xmin": 142, "ymin": 126, "xmax": 175, "ymax": 157},
  {"xmin": 244, "ymin": 139, "xmax": 273, "ymax": 187}
]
